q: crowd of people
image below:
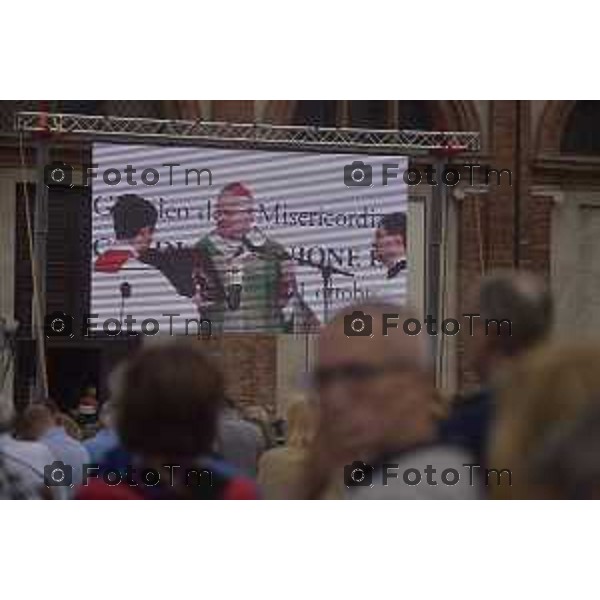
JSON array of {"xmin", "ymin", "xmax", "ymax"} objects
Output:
[{"xmin": 1, "ymin": 268, "xmax": 597, "ymax": 500}]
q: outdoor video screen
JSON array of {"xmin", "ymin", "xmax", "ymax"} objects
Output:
[{"xmin": 90, "ymin": 143, "xmax": 409, "ymax": 334}]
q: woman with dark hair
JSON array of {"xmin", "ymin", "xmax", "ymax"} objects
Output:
[{"xmin": 76, "ymin": 339, "xmax": 258, "ymax": 500}]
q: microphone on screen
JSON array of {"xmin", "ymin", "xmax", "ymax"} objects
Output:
[
  {"xmin": 119, "ymin": 281, "xmax": 132, "ymax": 323},
  {"xmin": 225, "ymin": 246, "xmax": 244, "ymax": 312},
  {"xmin": 225, "ymin": 265, "xmax": 242, "ymax": 311},
  {"xmin": 243, "ymin": 225, "xmax": 268, "ymax": 252},
  {"xmin": 120, "ymin": 282, "xmax": 132, "ymax": 299},
  {"xmin": 243, "ymin": 226, "xmax": 288, "ymax": 260}
]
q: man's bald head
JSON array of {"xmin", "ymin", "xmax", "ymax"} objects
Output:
[{"xmin": 319, "ymin": 301, "xmax": 430, "ymax": 371}]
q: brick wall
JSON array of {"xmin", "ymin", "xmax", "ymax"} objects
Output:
[
  {"xmin": 520, "ymin": 194, "xmax": 553, "ymax": 278},
  {"xmin": 454, "ymin": 101, "xmax": 554, "ymax": 391},
  {"xmin": 197, "ymin": 334, "xmax": 278, "ymax": 413},
  {"xmin": 455, "ymin": 102, "xmax": 516, "ymax": 389}
]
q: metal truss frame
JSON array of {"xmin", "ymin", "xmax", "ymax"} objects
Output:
[
  {"xmin": 14, "ymin": 110, "xmax": 481, "ymax": 399},
  {"xmin": 16, "ymin": 111, "xmax": 480, "ymax": 154}
]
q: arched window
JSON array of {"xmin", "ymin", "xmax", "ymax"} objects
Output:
[
  {"xmin": 102, "ymin": 100, "xmax": 167, "ymax": 118},
  {"xmin": 293, "ymin": 100, "xmax": 337, "ymax": 127},
  {"xmin": 293, "ymin": 100, "xmax": 435, "ymax": 129},
  {"xmin": 56, "ymin": 100, "xmax": 168, "ymax": 118},
  {"xmin": 52, "ymin": 101, "xmax": 104, "ymax": 114},
  {"xmin": 561, "ymin": 101, "xmax": 600, "ymax": 155}
]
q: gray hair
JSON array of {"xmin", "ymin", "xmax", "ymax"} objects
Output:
[
  {"xmin": 479, "ymin": 270, "xmax": 553, "ymax": 356},
  {"xmin": 331, "ymin": 299, "xmax": 432, "ymax": 370},
  {"xmin": 98, "ymin": 401, "xmax": 115, "ymax": 429}
]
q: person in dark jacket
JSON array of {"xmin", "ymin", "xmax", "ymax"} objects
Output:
[
  {"xmin": 76, "ymin": 339, "xmax": 258, "ymax": 500},
  {"xmin": 439, "ymin": 270, "xmax": 553, "ymax": 466}
]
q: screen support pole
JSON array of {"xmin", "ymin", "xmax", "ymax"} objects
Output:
[
  {"xmin": 425, "ymin": 158, "xmax": 446, "ymax": 386},
  {"xmin": 33, "ymin": 139, "xmax": 49, "ymax": 402}
]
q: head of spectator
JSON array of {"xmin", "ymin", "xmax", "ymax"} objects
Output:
[
  {"xmin": 97, "ymin": 401, "xmax": 115, "ymax": 430},
  {"xmin": 256, "ymin": 392, "xmax": 319, "ymax": 499},
  {"xmin": 285, "ymin": 395, "xmax": 317, "ymax": 450},
  {"xmin": 307, "ymin": 301, "xmax": 481, "ymax": 499},
  {"xmin": 469, "ymin": 270, "xmax": 553, "ymax": 382},
  {"xmin": 42, "ymin": 398, "xmax": 83, "ymax": 440},
  {"xmin": 310, "ymin": 302, "xmax": 436, "ymax": 480},
  {"xmin": 113, "ymin": 339, "xmax": 225, "ymax": 466},
  {"xmin": 15, "ymin": 403, "xmax": 56, "ymax": 441},
  {"xmin": 488, "ymin": 342, "xmax": 600, "ymax": 499},
  {"xmin": 244, "ymin": 405, "xmax": 270, "ymax": 425}
]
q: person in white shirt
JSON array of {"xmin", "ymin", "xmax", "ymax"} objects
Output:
[
  {"xmin": 92, "ymin": 194, "xmax": 202, "ymax": 337},
  {"xmin": 0, "ymin": 423, "xmax": 55, "ymax": 498},
  {"xmin": 21, "ymin": 404, "xmax": 89, "ymax": 496},
  {"xmin": 363, "ymin": 212, "xmax": 409, "ymax": 306},
  {"xmin": 215, "ymin": 401, "xmax": 266, "ymax": 478},
  {"xmin": 306, "ymin": 302, "xmax": 480, "ymax": 500},
  {"xmin": 373, "ymin": 212, "xmax": 408, "ymax": 279},
  {"xmin": 0, "ymin": 454, "xmax": 46, "ymax": 499}
]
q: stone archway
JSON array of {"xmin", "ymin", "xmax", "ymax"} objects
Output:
[
  {"xmin": 533, "ymin": 100, "xmax": 600, "ymax": 338},
  {"xmin": 534, "ymin": 100, "xmax": 577, "ymax": 156}
]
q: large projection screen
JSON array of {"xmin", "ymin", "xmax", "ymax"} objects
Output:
[{"xmin": 90, "ymin": 143, "xmax": 409, "ymax": 335}]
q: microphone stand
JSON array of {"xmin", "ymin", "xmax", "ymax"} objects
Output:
[
  {"xmin": 119, "ymin": 282, "xmax": 131, "ymax": 324},
  {"xmin": 320, "ymin": 264, "xmax": 336, "ymax": 325},
  {"xmin": 243, "ymin": 237, "xmax": 353, "ymax": 325}
]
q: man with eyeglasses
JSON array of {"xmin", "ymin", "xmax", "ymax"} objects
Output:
[{"xmin": 305, "ymin": 302, "xmax": 480, "ymax": 500}]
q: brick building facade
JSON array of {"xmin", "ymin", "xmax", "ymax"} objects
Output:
[{"xmin": 1, "ymin": 100, "xmax": 599, "ymax": 415}]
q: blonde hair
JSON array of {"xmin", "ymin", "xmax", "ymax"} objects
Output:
[
  {"xmin": 286, "ymin": 395, "xmax": 317, "ymax": 449},
  {"xmin": 489, "ymin": 341, "xmax": 600, "ymax": 499}
]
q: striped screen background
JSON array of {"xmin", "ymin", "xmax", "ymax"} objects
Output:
[{"xmin": 91, "ymin": 143, "xmax": 408, "ymax": 333}]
